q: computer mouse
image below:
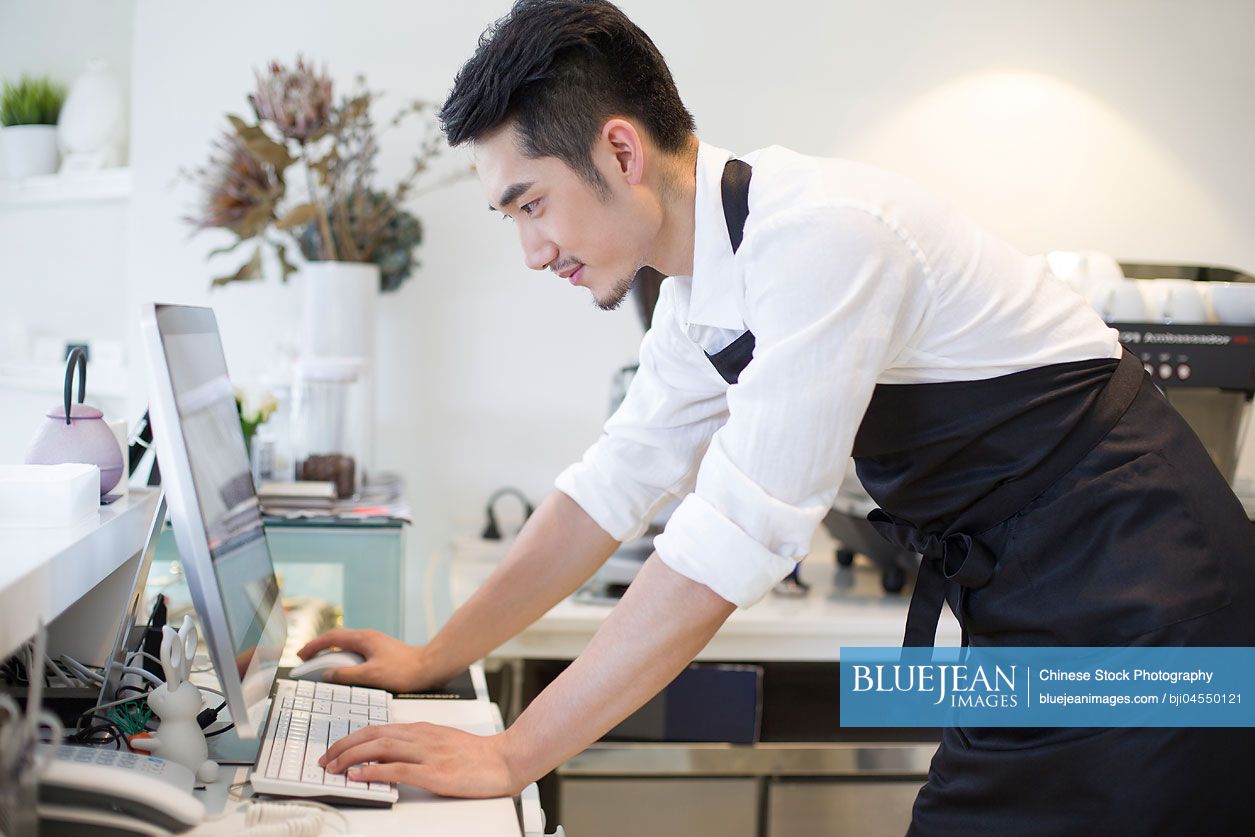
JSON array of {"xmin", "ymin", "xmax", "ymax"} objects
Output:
[{"xmin": 289, "ymin": 650, "xmax": 366, "ymax": 682}]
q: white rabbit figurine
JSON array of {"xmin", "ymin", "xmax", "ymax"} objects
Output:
[{"xmin": 144, "ymin": 616, "xmax": 219, "ymax": 784}]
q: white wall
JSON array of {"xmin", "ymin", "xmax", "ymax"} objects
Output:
[
  {"xmin": 4, "ymin": 1, "xmax": 1254, "ymax": 638},
  {"xmin": 0, "ymin": 0, "xmax": 137, "ymax": 460}
]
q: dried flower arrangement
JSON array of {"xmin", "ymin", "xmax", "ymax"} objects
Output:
[{"xmin": 185, "ymin": 56, "xmax": 466, "ymax": 291}]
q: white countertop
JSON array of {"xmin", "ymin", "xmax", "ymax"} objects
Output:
[
  {"xmin": 0, "ymin": 487, "xmax": 161, "ymax": 657},
  {"xmin": 451, "ymin": 530, "xmax": 961, "ymax": 662},
  {"xmin": 194, "ymin": 670, "xmax": 532, "ymax": 836}
]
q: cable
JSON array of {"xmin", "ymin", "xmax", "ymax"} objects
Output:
[
  {"xmin": 120, "ymin": 665, "xmax": 163, "ymax": 687},
  {"xmin": 81, "ymin": 692, "xmax": 150, "ymax": 720},
  {"xmin": 205, "ymin": 800, "xmax": 349, "ymax": 836},
  {"xmin": 43, "ymin": 657, "xmax": 75, "ymax": 688},
  {"xmin": 58, "ymin": 654, "xmax": 104, "ymax": 685},
  {"xmin": 68, "ymin": 718, "xmax": 124, "ymax": 750},
  {"xmin": 126, "ymin": 650, "xmax": 163, "ymax": 668}
]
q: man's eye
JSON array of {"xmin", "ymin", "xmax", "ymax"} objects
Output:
[{"xmin": 520, "ymin": 199, "xmax": 540, "ymax": 216}]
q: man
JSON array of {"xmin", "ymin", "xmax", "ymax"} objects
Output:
[{"xmin": 303, "ymin": 1, "xmax": 1255, "ymax": 832}]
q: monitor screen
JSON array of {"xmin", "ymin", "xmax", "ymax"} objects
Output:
[{"xmin": 143, "ymin": 304, "xmax": 286, "ymax": 737}]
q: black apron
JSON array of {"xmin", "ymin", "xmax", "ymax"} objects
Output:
[{"xmin": 708, "ymin": 158, "xmax": 1255, "ymax": 835}]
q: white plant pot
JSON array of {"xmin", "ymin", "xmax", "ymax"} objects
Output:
[
  {"xmin": 58, "ymin": 58, "xmax": 127, "ymax": 172},
  {"xmin": 1, "ymin": 125, "xmax": 60, "ymax": 178},
  {"xmin": 300, "ymin": 261, "xmax": 379, "ymax": 358},
  {"xmin": 300, "ymin": 261, "xmax": 380, "ymax": 473}
]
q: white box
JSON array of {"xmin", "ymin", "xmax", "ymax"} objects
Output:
[{"xmin": 0, "ymin": 463, "xmax": 100, "ymax": 527}]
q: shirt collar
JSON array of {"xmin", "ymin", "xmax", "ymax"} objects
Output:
[{"xmin": 684, "ymin": 140, "xmax": 745, "ymax": 331}]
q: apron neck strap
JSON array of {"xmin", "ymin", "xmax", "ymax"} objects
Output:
[{"xmin": 721, "ymin": 158, "xmax": 753, "ymax": 254}]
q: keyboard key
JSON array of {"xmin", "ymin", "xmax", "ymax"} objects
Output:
[
  {"xmin": 331, "ymin": 684, "xmax": 351, "ymax": 702},
  {"xmin": 347, "ymin": 704, "xmax": 369, "ymax": 717},
  {"xmin": 368, "ymin": 691, "xmax": 387, "ymax": 707},
  {"xmin": 323, "ymin": 770, "xmax": 346, "ymax": 787},
  {"xmin": 368, "ymin": 707, "xmax": 387, "ymax": 722},
  {"xmin": 295, "ymin": 680, "xmax": 315, "ymax": 698},
  {"xmin": 315, "ymin": 682, "xmax": 335, "ymax": 700},
  {"xmin": 293, "ymin": 697, "xmax": 313, "ymax": 712},
  {"xmin": 349, "ymin": 719, "xmax": 367, "ymax": 734},
  {"xmin": 312, "ymin": 699, "xmax": 333, "ymax": 715},
  {"xmin": 369, "ymin": 782, "xmax": 390, "ymax": 792},
  {"xmin": 350, "ymin": 688, "xmax": 370, "ymax": 705}
]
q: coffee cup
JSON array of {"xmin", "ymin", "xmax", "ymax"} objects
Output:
[
  {"xmin": 1206, "ymin": 282, "xmax": 1255, "ymax": 325},
  {"xmin": 1094, "ymin": 280, "xmax": 1149, "ymax": 322},
  {"xmin": 1158, "ymin": 280, "xmax": 1208, "ymax": 324}
]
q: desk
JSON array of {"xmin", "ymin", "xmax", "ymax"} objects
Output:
[{"xmin": 190, "ymin": 666, "xmax": 543, "ymax": 836}]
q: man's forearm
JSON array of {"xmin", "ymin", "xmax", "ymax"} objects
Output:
[
  {"xmin": 423, "ymin": 490, "xmax": 620, "ymax": 680},
  {"xmin": 498, "ymin": 553, "xmax": 736, "ymax": 784}
]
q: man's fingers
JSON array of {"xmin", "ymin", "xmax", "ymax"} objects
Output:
[
  {"xmin": 320, "ymin": 723, "xmax": 388, "ymax": 766},
  {"xmin": 296, "ymin": 627, "xmax": 364, "ymax": 660},
  {"xmin": 325, "ymin": 737, "xmax": 421, "ymax": 774},
  {"xmin": 345, "ymin": 761, "xmax": 431, "ymax": 788}
]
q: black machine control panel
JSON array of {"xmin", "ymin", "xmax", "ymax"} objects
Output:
[{"xmin": 1108, "ymin": 323, "xmax": 1255, "ymax": 392}]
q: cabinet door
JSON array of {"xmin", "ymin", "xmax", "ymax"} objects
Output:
[
  {"xmin": 767, "ymin": 779, "xmax": 922, "ymax": 837},
  {"xmin": 561, "ymin": 778, "xmax": 760, "ymax": 837}
]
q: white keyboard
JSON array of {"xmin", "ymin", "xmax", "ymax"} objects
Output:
[{"xmin": 250, "ymin": 678, "xmax": 398, "ymax": 806}]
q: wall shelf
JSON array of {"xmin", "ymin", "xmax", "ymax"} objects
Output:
[
  {"xmin": 0, "ymin": 167, "xmax": 132, "ymax": 207},
  {"xmin": 0, "ymin": 362, "xmax": 130, "ymax": 401}
]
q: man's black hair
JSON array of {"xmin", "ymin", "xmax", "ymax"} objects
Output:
[{"xmin": 438, "ymin": 0, "xmax": 696, "ymax": 191}]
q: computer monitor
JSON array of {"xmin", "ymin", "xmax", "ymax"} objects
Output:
[{"xmin": 139, "ymin": 303, "xmax": 287, "ymax": 739}]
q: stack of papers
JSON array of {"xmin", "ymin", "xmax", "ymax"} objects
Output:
[
  {"xmin": 258, "ymin": 478, "xmax": 411, "ymax": 523},
  {"xmin": 257, "ymin": 480, "xmax": 337, "ymax": 511}
]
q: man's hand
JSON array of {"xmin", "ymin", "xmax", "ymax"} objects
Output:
[
  {"xmin": 296, "ymin": 628, "xmax": 441, "ymax": 692},
  {"xmin": 319, "ymin": 722, "xmax": 521, "ymax": 798}
]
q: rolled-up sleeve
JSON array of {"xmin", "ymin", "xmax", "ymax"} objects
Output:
[
  {"xmin": 653, "ymin": 206, "xmax": 930, "ymax": 607},
  {"xmin": 555, "ymin": 282, "xmax": 730, "ymax": 543}
]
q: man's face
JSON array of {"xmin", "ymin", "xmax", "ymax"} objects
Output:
[{"xmin": 475, "ymin": 123, "xmax": 656, "ymax": 310}]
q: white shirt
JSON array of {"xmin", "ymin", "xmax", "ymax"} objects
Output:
[{"xmin": 555, "ymin": 141, "xmax": 1121, "ymax": 608}]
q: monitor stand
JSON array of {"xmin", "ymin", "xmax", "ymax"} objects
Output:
[{"xmin": 206, "ymin": 719, "xmax": 265, "ymax": 765}]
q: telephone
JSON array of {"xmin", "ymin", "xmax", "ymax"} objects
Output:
[{"xmin": 36, "ymin": 744, "xmax": 205, "ymax": 835}]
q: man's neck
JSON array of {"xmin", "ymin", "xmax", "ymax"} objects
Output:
[{"xmin": 647, "ymin": 136, "xmax": 699, "ymax": 278}]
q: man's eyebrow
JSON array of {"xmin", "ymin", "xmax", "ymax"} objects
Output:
[{"xmin": 488, "ymin": 181, "xmax": 536, "ymax": 213}]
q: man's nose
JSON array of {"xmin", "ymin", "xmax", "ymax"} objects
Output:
[{"xmin": 519, "ymin": 224, "xmax": 558, "ymax": 272}]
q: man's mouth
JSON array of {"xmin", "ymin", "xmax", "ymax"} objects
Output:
[{"xmin": 556, "ymin": 262, "xmax": 585, "ymax": 284}]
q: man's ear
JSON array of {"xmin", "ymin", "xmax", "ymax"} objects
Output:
[{"xmin": 602, "ymin": 118, "xmax": 646, "ymax": 187}]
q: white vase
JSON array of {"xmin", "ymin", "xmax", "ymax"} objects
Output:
[
  {"xmin": 300, "ymin": 261, "xmax": 380, "ymax": 474},
  {"xmin": 300, "ymin": 261, "xmax": 379, "ymax": 358},
  {"xmin": 1, "ymin": 125, "xmax": 59, "ymax": 178},
  {"xmin": 58, "ymin": 59, "xmax": 127, "ymax": 172}
]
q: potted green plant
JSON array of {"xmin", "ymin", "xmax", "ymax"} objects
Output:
[{"xmin": 1, "ymin": 75, "xmax": 66, "ymax": 177}]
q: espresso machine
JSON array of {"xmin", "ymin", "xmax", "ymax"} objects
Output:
[{"xmin": 1111, "ymin": 262, "xmax": 1255, "ymax": 511}]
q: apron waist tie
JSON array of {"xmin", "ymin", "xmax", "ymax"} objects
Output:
[
  {"xmin": 869, "ymin": 510, "xmax": 996, "ymax": 646},
  {"xmin": 869, "ymin": 349, "xmax": 1147, "ymax": 648}
]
